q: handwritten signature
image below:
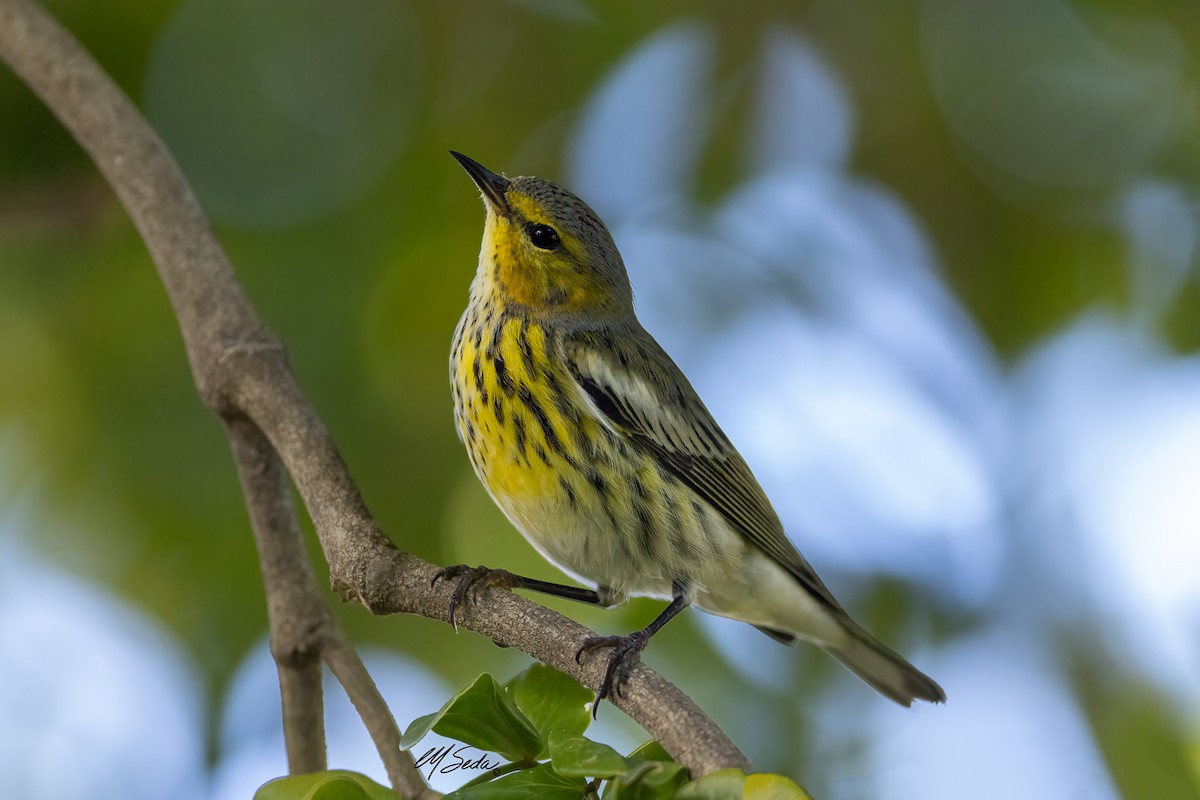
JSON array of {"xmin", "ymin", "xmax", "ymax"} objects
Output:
[{"xmin": 413, "ymin": 745, "xmax": 504, "ymax": 779}]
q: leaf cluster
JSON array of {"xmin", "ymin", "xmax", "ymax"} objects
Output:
[{"xmin": 256, "ymin": 664, "xmax": 809, "ymax": 800}]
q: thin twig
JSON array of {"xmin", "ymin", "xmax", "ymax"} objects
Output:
[
  {"xmin": 324, "ymin": 628, "xmax": 436, "ymax": 800},
  {"xmin": 229, "ymin": 414, "xmax": 432, "ymax": 792},
  {"xmin": 0, "ymin": 0, "xmax": 752, "ymax": 778},
  {"xmin": 227, "ymin": 417, "xmax": 329, "ymax": 775}
]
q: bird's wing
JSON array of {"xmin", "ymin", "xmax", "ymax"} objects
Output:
[{"xmin": 561, "ymin": 327, "xmax": 843, "ymax": 612}]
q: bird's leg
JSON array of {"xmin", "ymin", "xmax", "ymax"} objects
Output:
[
  {"xmin": 432, "ymin": 565, "xmax": 612, "ymax": 629},
  {"xmin": 575, "ymin": 582, "xmax": 690, "ymax": 717}
]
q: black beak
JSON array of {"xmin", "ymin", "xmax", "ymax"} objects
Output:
[{"xmin": 450, "ymin": 151, "xmax": 510, "ymax": 215}]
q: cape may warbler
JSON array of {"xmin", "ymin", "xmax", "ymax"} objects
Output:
[{"xmin": 442, "ymin": 151, "xmax": 945, "ymax": 709}]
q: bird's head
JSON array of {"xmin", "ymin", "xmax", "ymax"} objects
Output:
[{"xmin": 452, "ymin": 151, "xmax": 633, "ymax": 324}]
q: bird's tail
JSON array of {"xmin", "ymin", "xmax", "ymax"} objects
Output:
[{"xmin": 826, "ymin": 619, "xmax": 946, "ymax": 707}]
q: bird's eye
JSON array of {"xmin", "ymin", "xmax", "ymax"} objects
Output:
[{"xmin": 526, "ymin": 223, "xmax": 561, "ymax": 250}]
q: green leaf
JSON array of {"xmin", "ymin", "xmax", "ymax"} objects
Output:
[
  {"xmin": 626, "ymin": 740, "xmax": 673, "ymax": 763},
  {"xmin": 448, "ymin": 763, "xmax": 588, "ymax": 800},
  {"xmin": 254, "ymin": 771, "xmax": 402, "ymax": 800},
  {"xmin": 303, "ymin": 777, "xmax": 372, "ymax": 800},
  {"xmin": 400, "ymin": 711, "xmax": 441, "ymax": 751},
  {"xmin": 400, "ymin": 674, "xmax": 543, "ymax": 761},
  {"xmin": 601, "ymin": 760, "xmax": 687, "ymax": 800},
  {"xmin": 548, "ymin": 730, "xmax": 629, "ymax": 778},
  {"xmin": 637, "ymin": 761, "xmax": 686, "ymax": 789},
  {"xmin": 674, "ymin": 769, "xmax": 747, "ymax": 800},
  {"xmin": 507, "ymin": 663, "xmax": 593, "ymax": 755},
  {"xmin": 741, "ymin": 774, "xmax": 813, "ymax": 800}
]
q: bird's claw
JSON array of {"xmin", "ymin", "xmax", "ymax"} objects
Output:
[
  {"xmin": 432, "ymin": 565, "xmax": 518, "ymax": 630},
  {"xmin": 575, "ymin": 631, "xmax": 649, "ymax": 717}
]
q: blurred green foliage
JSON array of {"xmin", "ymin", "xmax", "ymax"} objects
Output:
[{"xmin": 1, "ymin": 0, "xmax": 1199, "ymax": 796}]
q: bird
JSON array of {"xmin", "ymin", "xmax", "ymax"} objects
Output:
[{"xmin": 440, "ymin": 150, "xmax": 945, "ymax": 711}]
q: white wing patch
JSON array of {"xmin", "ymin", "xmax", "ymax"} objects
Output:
[{"xmin": 570, "ymin": 340, "xmax": 725, "ymax": 458}]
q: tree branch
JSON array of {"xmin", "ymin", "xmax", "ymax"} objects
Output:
[{"xmin": 0, "ymin": 0, "xmax": 752, "ymax": 779}]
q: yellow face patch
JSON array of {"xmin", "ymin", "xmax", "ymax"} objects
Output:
[
  {"xmin": 483, "ymin": 191, "xmax": 604, "ymax": 313},
  {"xmin": 505, "ymin": 192, "xmax": 546, "ymax": 223},
  {"xmin": 485, "ymin": 213, "xmax": 547, "ymax": 307}
]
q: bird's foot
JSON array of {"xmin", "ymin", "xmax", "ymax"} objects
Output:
[
  {"xmin": 431, "ymin": 565, "xmax": 520, "ymax": 630},
  {"xmin": 575, "ymin": 630, "xmax": 650, "ymax": 717}
]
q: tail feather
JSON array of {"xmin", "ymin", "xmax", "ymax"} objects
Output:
[{"xmin": 827, "ymin": 620, "xmax": 945, "ymax": 707}]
